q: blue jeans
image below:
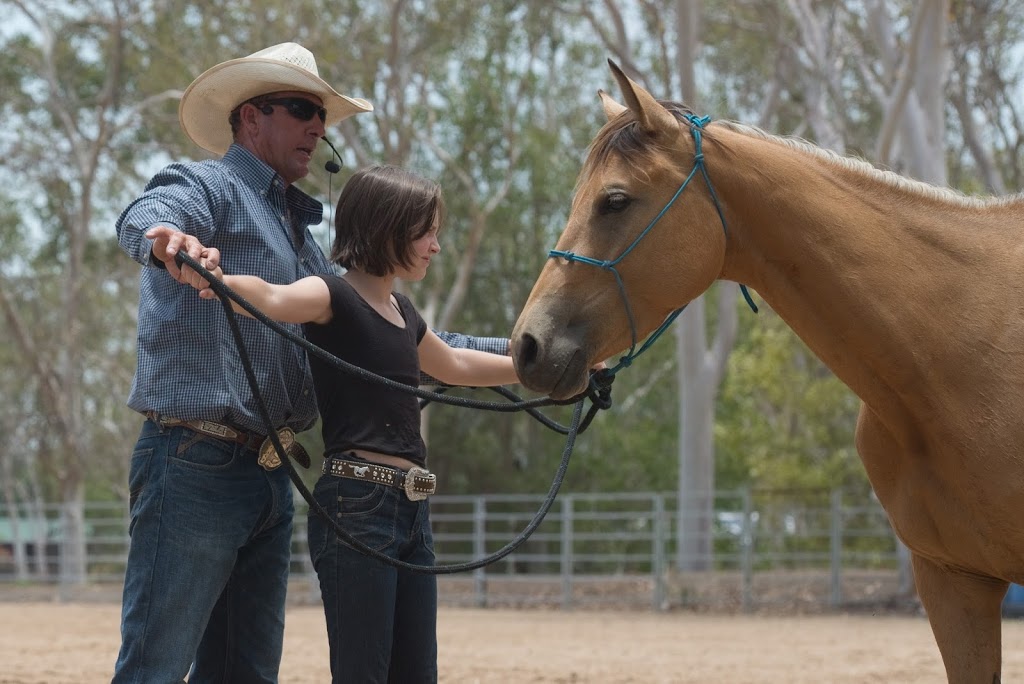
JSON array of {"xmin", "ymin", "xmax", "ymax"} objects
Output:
[
  {"xmin": 308, "ymin": 474, "xmax": 437, "ymax": 684},
  {"xmin": 112, "ymin": 420, "xmax": 295, "ymax": 684}
]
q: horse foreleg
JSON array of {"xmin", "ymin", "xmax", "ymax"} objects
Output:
[{"xmin": 912, "ymin": 553, "xmax": 1006, "ymax": 683}]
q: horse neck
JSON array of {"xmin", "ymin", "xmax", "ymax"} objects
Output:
[{"xmin": 708, "ymin": 127, "xmax": 1018, "ymax": 437}]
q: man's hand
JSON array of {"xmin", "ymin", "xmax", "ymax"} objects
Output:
[{"xmin": 145, "ymin": 226, "xmax": 221, "ymax": 289}]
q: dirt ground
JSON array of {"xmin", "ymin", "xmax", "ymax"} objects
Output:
[{"xmin": 3, "ymin": 601, "xmax": 1024, "ymax": 683}]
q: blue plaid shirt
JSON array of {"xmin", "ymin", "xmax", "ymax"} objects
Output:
[{"xmin": 117, "ymin": 144, "xmax": 507, "ymax": 434}]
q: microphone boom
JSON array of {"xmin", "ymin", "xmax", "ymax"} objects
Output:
[{"xmin": 322, "ymin": 136, "xmax": 343, "ymax": 173}]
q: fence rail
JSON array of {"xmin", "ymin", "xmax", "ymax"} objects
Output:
[{"xmin": 0, "ymin": 488, "xmax": 905, "ymax": 611}]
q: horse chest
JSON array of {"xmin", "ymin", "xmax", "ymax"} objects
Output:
[{"xmin": 867, "ymin": 447, "xmax": 1024, "ymax": 578}]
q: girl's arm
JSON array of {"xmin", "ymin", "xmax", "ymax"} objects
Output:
[
  {"xmin": 199, "ymin": 273, "xmax": 333, "ymax": 325},
  {"xmin": 418, "ymin": 328, "xmax": 519, "ymax": 387}
]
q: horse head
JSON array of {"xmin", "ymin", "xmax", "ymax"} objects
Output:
[{"xmin": 512, "ymin": 60, "xmax": 728, "ymax": 399}]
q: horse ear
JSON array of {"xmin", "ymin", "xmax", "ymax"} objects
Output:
[
  {"xmin": 598, "ymin": 89, "xmax": 627, "ymax": 121},
  {"xmin": 607, "ymin": 59, "xmax": 677, "ymax": 138}
]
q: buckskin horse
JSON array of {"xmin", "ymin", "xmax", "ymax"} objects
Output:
[{"xmin": 511, "ymin": 60, "xmax": 1024, "ymax": 683}]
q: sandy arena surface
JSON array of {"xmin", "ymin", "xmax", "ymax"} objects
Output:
[{"xmin": 2, "ymin": 601, "xmax": 1024, "ymax": 683}]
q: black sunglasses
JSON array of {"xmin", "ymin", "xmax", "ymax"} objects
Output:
[{"xmin": 255, "ymin": 97, "xmax": 327, "ymax": 124}]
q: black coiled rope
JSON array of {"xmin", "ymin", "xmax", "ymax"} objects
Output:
[{"xmin": 175, "ymin": 251, "xmax": 614, "ymax": 574}]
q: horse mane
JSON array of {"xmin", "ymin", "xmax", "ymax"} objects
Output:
[{"xmin": 583, "ymin": 99, "xmax": 1020, "ymax": 209}]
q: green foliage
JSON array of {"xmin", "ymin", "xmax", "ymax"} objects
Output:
[
  {"xmin": 0, "ymin": 0, "xmax": 1019, "ymax": 515},
  {"xmin": 716, "ymin": 304, "xmax": 869, "ymax": 496}
]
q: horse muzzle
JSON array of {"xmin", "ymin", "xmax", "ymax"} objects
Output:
[{"xmin": 511, "ymin": 316, "xmax": 591, "ymax": 400}]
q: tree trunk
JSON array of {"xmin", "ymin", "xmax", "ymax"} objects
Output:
[
  {"xmin": 674, "ymin": 301, "xmax": 716, "ymax": 570},
  {"xmin": 59, "ymin": 484, "xmax": 87, "ymax": 589}
]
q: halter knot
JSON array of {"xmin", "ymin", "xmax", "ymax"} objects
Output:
[
  {"xmin": 685, "ymin": 114, "xmax": 711, "ymax": 128},
  {"xmin": 587, "ymin": 369, "xmax": 616, "ymax": 410}
]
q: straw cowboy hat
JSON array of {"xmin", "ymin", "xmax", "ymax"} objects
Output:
[{"xmin": 179, "ymin": 42, "xmax": 373, "ymax": 155}]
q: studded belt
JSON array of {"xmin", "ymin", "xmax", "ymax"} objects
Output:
[{"xmin": 322, "ymin": 455, "xmax": 437, "ymax": 501}]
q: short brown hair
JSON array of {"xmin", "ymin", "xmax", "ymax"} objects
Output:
[
  {"xmin": 227, "ymin": 94, "xmax": 275, "ymax": 138},
  {"xmin": 331, "ymin": 165, "xmax": 445, "ymax": 276}
]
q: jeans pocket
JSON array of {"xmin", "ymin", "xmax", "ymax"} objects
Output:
[
  {"xmin": 419, "ymin": 506, "xmax": 435, "ymax": 553},
  {"xmin": 127, "ymin": 446, "xmax": 154, "ymax": 530},
  {"xmin": 335, "ymin": 479, "xmax": 396, "ymax": 552},
  {"xmin": 169, "ymin": 430, "xmax": 236, "ymax": 470},
  {"xmin": 309, "ymin": 479, "xmax": 339, "ymax": 565}
]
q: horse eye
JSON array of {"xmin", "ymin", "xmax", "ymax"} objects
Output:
[{"xmin": 600, "ymin": 192, "xmax": 630, "ymax": 214}]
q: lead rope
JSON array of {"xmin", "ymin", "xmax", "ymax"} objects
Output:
[{"xmin": 176, "ymin": 251, "xmax": 613, "ymax": 574}]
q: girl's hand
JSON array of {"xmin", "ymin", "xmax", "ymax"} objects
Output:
[{"xmin": 198, "ymin": 265, "xmax": 224, "ymax": 299}]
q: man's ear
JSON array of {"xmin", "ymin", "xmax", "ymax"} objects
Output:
[{"xmin": 238, "ymin": 101, "xmax": 262, "ymax": 135}]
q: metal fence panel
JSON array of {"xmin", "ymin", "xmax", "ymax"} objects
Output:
[{"xmin": 0, "ymin": 489, "xmax": 901, "ymax": 610}]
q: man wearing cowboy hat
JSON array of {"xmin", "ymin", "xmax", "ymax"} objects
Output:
[{"xmin": 113, "ymin": 43, "xmax": 508, "ymax": 683}]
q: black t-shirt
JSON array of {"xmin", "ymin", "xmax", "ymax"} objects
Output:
[{"xmin": 304, "ymin": 274, "xmax": 429, "ymax": 465}]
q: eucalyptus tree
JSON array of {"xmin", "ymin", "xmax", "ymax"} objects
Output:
[
  {"xmin": 716, "ymin": 307, "xmax": 865, "ymax": 494},
  {"xmin": 303, "ymin": 1, "xmax": 618, "ymax": 481},
  {"xmin": 0, "ymin": 196, "xmax": 44, "ymax": 580},
  {"xmin": 7, "ymin": 1, "xmax": 1019, "ymax": 591},
  {"xmin": 547, "ymin": 0, "xmax": 1006, "ymax": 574},
  {"xmin": 945, "ymin": 0, "xmax": 1024, "ymax": 193},
  {"xmin": 0, "ymin": 0, "xmax": 321, "ymax": 580},
  {"xmin": 0, "ymin": 0, "xmax": 190, "ymax": 583},
  {"xmin": 125, "ymin": 2, "xmax": 691, "ymax": 498}
]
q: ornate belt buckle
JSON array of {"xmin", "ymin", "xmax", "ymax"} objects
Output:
[
  {"xmin": 258, "ymin": 427, "xmax": 295, "ymax": 471},
  {"xmin": 195, "ymin": 420, "xmax": 239, "ymax": 440},
  {"xmin": 403, "ymin": 466, "xmax": 436, "ymax": 501}
]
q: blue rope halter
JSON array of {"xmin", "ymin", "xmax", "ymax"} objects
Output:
[{"xmin": 548, "ymin": 113, "xmax": 758, "ymax": 376}]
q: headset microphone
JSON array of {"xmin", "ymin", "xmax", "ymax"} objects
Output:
[
  {"xmin": 322, "ymin": 136, "xmax": 343, "ymax": 173},
  {"xmin": 321, "ymin": 136, "xmax": 343, "ymax": 251}
]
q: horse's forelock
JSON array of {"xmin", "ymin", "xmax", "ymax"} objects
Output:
[{"xmin": 577, "ymin": 100, "xmax": 700, "ymax": 191}]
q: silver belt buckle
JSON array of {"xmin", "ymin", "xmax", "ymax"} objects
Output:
[{"xmin": 403, "ymin": 466, "xmax": 436, "ymax": 501}]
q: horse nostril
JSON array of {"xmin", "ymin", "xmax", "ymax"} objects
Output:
[{"xmin": 518, "ymin": 333, "xmax": 539, "ymax": 367}]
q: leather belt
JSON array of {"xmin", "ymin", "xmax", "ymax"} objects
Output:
[
  {"xmin": 145, "ymin": 412, "xmax": 310, "ymax": 470},
  {"xmin": 147, "ymin": 411, "xmax": 262, "ymax": 446},
  {"xmin": 322, "ymin": 455, "xmax": 437, "ymax": 501}
]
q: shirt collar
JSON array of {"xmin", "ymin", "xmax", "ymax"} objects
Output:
[{"xmin": 222, "ymin": 144, "xmax": 325, "ymax": 226}]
